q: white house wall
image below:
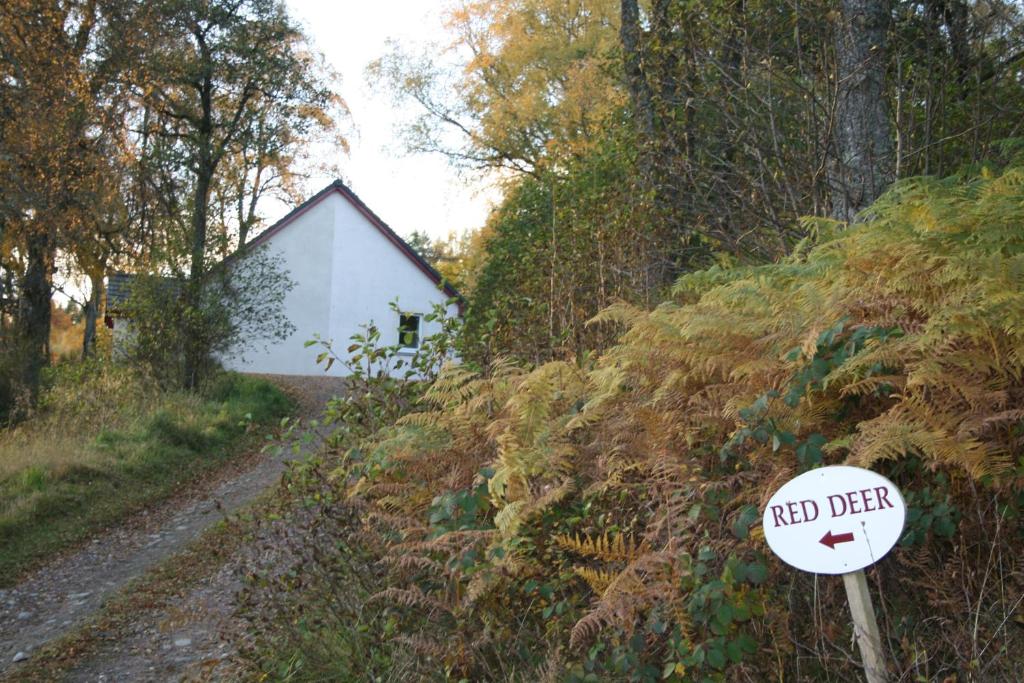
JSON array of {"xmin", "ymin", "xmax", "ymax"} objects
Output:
[
  {"xmin": 328, "ymin": 194, "xmax": 456, "ymax": 370},
  {"xmin": 221, "ymin": 190, "xmax": 456, "ymax": 378},
  {"xmin": 221, "ymin": 194, "xmax": 335, "ymax": 376}
]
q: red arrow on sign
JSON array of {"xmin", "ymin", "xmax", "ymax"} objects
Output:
[{"xmin": 819, "ymin": 530, "xmax": 855, "ymax": 549}]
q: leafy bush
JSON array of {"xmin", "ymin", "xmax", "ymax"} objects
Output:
[
  {"xmin": 120, "ymin": 245, "xmax": 294, "ymax": 389},
  {"xmin": 241, "ymin": 163, "xmax": 1024, "ymax": 681},
  {"xmin": 302, "ymin": 298, "xmax": 462, "ymax": 446},
  {"xmin": 235, "ymin": 463, "xmax": 411, "ymax": 681}
]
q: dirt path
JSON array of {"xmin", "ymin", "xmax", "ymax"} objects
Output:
[
  {"xmin": 59, "ymin": 545, "xmax": 250, "ymax": 682},
  {"xmin": 0, "ymin": 441, "xmax": 293, "ymax": 676},
  {"xmin": 0, "ymin": 375, "xmax": 346, "ymax": 680}
]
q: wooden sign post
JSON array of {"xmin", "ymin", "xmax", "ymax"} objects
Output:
[
  {"xmin": 843, "ymin": 569, "xmax": 887, "ymax": 683},
  {"xmin": 762, "ymin": 465, "xmax": 906, "ymax": 682}
]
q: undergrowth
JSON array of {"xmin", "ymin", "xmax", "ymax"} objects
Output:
[
  {"xmin": 238, "ymin": 162, "xmax": 1024, "ymax": 681},
  {"xmin": 0, "ymin": 364, "xmax": 292, "ymax": 584}
]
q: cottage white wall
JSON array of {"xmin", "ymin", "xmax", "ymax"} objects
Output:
[
  {"xmin": 221, "ymin": 195, "xmax": 335, "ymax": 376},
  {"xmin": 328, "ymin": 196, "xmax": 457, "ymax": 371},
  {"xmin": 222, "ymin": 190, "xmax": 456, "ymax": 378}
]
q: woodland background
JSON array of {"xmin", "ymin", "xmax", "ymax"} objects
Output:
[{"xmin": 2, "ymin": 0, "xmax": 1024, "ymax": 681}]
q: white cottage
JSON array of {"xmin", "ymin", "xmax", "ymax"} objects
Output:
[
  {"xmin": 108, "ymin": 180, "xmax": 460, "ymax": 378},
  {"xmin": 223, "ymin": 180, "xmax": 460, "ymax": 377}
]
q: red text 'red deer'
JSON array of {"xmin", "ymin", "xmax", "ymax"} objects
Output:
[{"xmin": 768, "ymin": 486, "xmax": 895, "ymax": 528}]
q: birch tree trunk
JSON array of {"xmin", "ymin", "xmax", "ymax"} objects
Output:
[{"xmin": 831, "ymin": 0, "xmax": 895, "ymax": 222}]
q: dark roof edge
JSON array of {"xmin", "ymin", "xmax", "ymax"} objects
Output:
[{"xmin": 244, "ymin": 180, "xmax": 462, "ymax": 302}]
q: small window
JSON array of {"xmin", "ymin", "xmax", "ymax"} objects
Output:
[{"xmin": 398, "ymin": 313, "xmax": 420, "ymax": 349}]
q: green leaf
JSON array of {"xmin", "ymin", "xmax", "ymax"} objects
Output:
[
  {"xmin": 731, "ymin": 504, "xmax": 759, "ymax": 540},
  {"xmin": 736, "ymin": 633, "xmax": 757, "ymax": 654},
  {"xmin": 745, "ymin": 562, "xmax": 768, "ymax": 585}
]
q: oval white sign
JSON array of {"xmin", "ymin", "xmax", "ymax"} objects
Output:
[{"xmin": 762, "ymin": 465, "xmax": 906, "ymax": 575}]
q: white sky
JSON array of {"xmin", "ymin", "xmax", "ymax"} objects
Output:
[{"xmin": 283, "ymin": 0, "xmax": 495, "ymax": 241}]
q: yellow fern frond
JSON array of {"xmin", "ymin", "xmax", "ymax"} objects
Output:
[
  {"xmin": 553, "ymin": 532, "xmax": 648, "ymax": 563},
  {"xmin": 573, "ymin": 566, "xmax": 617, "ymax": 595}
]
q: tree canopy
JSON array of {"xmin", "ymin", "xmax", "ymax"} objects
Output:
[
  {"xmin": 379, "ymin": 0, "xmax": 1024, "ymax": 365},
  {"xmin": 0, "ymin": 0, "xmax": 346, "ymax": 404}
]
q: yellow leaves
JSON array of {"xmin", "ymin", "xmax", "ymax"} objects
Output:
[
  {"xmin": 494, "ymin": 500, "xmax": 526, "ymax": 535},
  {"xmin": 838, "ymin": 374, "xmax": 905, "ymax": 398},
  {"xmin": 488, "ymin": 361, "xmax": 587, "ymax": 496},
  {"xmin": 587, "ymin": 301, "xmax": 647, "ymax": 328},
  {"xmin": 848, "ymin": 411, "xmax": 1007, "ymax": 479},
  {"xmin": 440, "ymin": 0, "xmax": 623, "ymax": 163}
]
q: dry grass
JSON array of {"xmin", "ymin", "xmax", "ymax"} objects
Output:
[
  {"xmin": 0, "ymin": 365, "xmax": 292, "ymax": 583},
  {"xmin": 0, "ymin": 365, "xmax": 160, "ymax": 481},
  {"xmin": 48, "ymin": 304, "xmax": 88, "ymax": 362}
]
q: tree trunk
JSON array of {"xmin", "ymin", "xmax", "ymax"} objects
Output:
[
  {"xmin": 621, "ymin": 0, "xmax": 656, "ymax": 173},
  {"xmin": 831, "ymin": 0, "xmax": 895, "ymax": 221},
  {"xmin": 621, "ymin": 0, "xmax": 697, "ymax": 279},
  {"xmin": 82, "ymin": 269, "xmax": 103, "ymax": 359},
  {"xmin": 237, "ymin": 184, "xmax": 250, "ymax": 249},
  {"xmin": 19, "ymin": 230, "xmax": 54, "ymax": 411},
  {"xmin": 190, "ymin": 169, "xmax": 212, "ymax": 281},
  {"xmin": 236, "ymin": 166, "xmax": 262, "ymax": 251},
  {"xmin": 183, "ymin": 168, "xmax": 213, "ymax": 390},
  {"xmin": 182, "ymin": 58, "xmax": 217, "ymax": 391}
]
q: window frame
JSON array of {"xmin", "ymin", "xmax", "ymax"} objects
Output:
[{"xmin": 397, "ymin": 312, "xmax": 422, "ymax": 352}]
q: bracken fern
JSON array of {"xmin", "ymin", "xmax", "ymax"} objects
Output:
[{"xmin": 335, "ymin": 162, "xmax": 1024, "ymax": 681}]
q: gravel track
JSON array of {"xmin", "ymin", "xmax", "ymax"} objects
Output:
[{"xmin": 0, "ymin": 374, "xmax": 347, "ymax": 680}]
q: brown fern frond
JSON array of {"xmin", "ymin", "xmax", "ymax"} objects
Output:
[
  {"xmin": 381, "ymin": 553, "xmax": 445, "ymax": 575},
  {"xmin": 370, "ymin": 586, "xmax": 452, "ymax": 615},
  {"xmin": 573, "ymin": 566, "xmax": 617, "ymax": 595}
]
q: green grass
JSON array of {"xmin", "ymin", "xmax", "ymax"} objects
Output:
[{"xmin": 0, "ymin": 369, "xmax": 293, "ymax": 585}]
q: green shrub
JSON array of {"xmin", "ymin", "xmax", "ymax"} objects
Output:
[
  {"xmin": 144, "ymin": 411, "xmax": 211, "ymax": 452},
  {"xmin": 119, "ymin": 247, "xmax": 295, "ymax": 389},
  {"xmin": 203, "ymin": 371, "xmax": 294, "ymax": 423}
]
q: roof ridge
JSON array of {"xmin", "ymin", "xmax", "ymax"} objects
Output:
[{"xmin": 245, "ymin": 181, "xmax": 462, "ymax": 302}]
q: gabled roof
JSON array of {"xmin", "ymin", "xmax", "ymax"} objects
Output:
[
  {"xmin": 105, "ymin": 272, "xmax": 134, "ymax": 311},
  {"xmin": 106, "ymin": 272, "xmax": 180, "ymax": 313},
  {"xmin": 247, "ymin": 179, "xmax": 461, "ymax": 301}
]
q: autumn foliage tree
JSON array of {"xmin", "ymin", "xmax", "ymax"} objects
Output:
[
  {"xmin": 0, "ymin": 0, "xmax": 140, "ymax": 415},
  {"xmin": 378, "ymin": 0, "xmax": 1024, "ymax": 365},
  {"xmin": 0, "ymin": 0, "xmax": 345, "ymax": 406}
]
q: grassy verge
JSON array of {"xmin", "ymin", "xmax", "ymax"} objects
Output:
[{"xmin": 0, "ymin": 366, "xmax": 293, "ymax": 585}]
